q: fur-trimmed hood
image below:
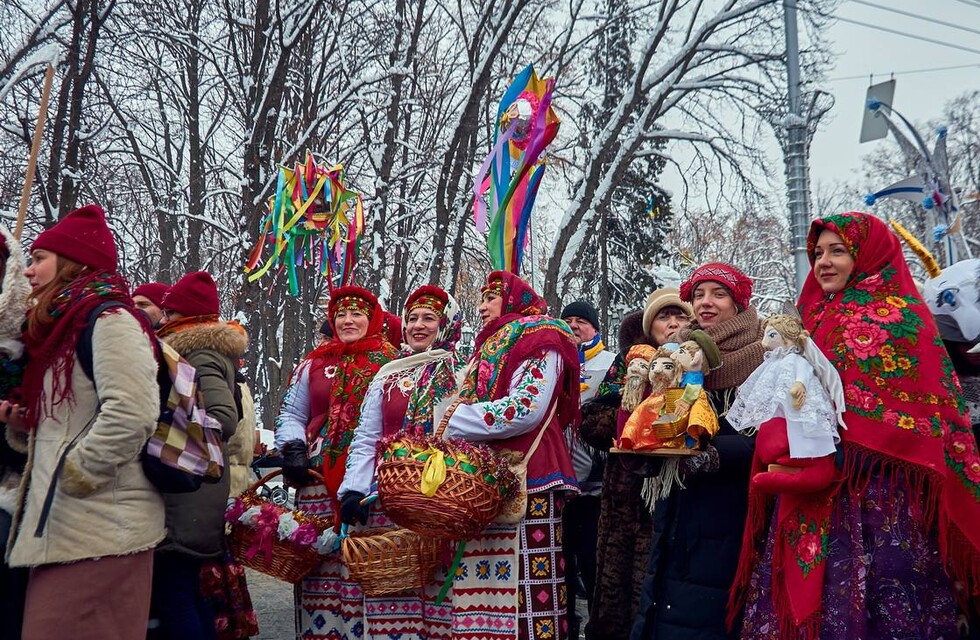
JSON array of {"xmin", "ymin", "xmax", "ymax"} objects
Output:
[
  {"xmin": 161, "ymin": 321, "xmax": 248, "ymax": 360},
  {"xmin": 0, "ymin": 227, "xmax": 30, "ymax": 359}
]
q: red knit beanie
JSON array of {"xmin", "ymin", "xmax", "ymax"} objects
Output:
[
  {"xmin": 679, "ymin": 262, "xmax": 754, "ymax": 309},
  {"xmin": 31, "ymin": 204, "xmax": 117, "ymax": 271},
  {"xmin": 133, "ymin": 282, "xmax": 170, "ymax": 308},
  {"xmin": 163, "ymin": 271, "xmax": 220, "ymax": 317}
]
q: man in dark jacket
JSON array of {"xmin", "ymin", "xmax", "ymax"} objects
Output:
[{"xmin": 150, "ymin": 271, "xmax": 248, "ymax": 640}]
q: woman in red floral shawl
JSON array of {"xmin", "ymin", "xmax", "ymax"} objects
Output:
[
  {"xmin": 736, "ymin": 212, "xmax": 980, "ymax": 639},
  {"xmin": 443, "ymin": 271, "xmax": 580, "ymax": 640},
  {"xmin": 274, "ymin": 285, "xmax": 398, "ymax": 640}
]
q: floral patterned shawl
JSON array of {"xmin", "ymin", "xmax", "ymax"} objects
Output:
[
  {"xmin": 798, "ymin": 212, "xmax": 980, "ymax": 603},
  {"xmin": 372, "ymin": 288, "xmax": 466, "ymax": 435},
  {"xmin": 466, "ymin": 271, "xmax": 580, "ymax": 429}
]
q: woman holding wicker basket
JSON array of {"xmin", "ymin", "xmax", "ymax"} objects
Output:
[
  {"xmin": 336, "ymin": 284, "xmax": 466, "ymax": 637},
  {"xmin": 274, "ymin": 285, "xmax": 399, "ymax": 640},
  {"xmin": 435, "ymin": 270, "xmax": 581, "ymax": 640}
]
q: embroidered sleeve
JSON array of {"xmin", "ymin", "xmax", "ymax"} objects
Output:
[
  {"xmin": 275, "ymin": 363, "xmax": 310, "ymax": 448},
  {"xmin": 338, "ymin": 378, "xmax": 384, "ymax": 497},
  {"xmin": 447, "ymin": 351, "xmax": 562, "ymax": 441}
]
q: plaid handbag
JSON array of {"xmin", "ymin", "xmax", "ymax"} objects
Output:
[{"xmin": 144, "ymin": 341, "xmax": 225, "ymax": 488}]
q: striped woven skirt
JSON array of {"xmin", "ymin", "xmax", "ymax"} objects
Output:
[{"xmin": 444, "ymin": 491, "xmax": 567, "ymax": 640}]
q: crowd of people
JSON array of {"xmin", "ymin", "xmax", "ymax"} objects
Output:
[{"xmin": 0, "ymin": 203, "xmax": 979, "ymax": 640}]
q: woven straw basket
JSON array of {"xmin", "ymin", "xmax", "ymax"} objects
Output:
[
  {"xmin": 376, "ymin": 410, "xmax": 507, "ymax": 540},
  {"xmin": 229, "ymin": 470, "xmax": 330, "ymax": 583},
  {"xmin": 342, "ymin": 527, "xmax": 441, "ymax": 597},
  {"xmin": 377, "ymin": 456, "xmax": 505, "ymax": 539}
]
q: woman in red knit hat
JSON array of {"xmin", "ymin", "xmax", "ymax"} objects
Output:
[
  {"xmin": 3, "ymin": 204, "xmax": 164, "ymax": 640},
  {"xmin": 153, "ymin": 270, "xmax": 251, "ymax": 640},
  {"xmin": 275, "ymin": 285, "xmax": 399, "ymax": 639},
  {"xmin": 632, "ymin": 262, "xmax": 764, "ymax": 640}
]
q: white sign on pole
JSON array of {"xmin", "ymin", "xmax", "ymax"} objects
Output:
[{"xmin": 859, "ymin": 79, "xmax": 896, "ymax": 143}]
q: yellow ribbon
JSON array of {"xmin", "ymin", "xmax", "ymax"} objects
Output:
[{"xmin": 419, "ymin": 448, "xmax": 447, "ymax": 497}]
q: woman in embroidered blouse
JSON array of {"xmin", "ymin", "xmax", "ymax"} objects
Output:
[
  {"xmin": 274, "ymin": 285, "xmax": 399, "ymax": 640},
  {"xmin": 335, "ymin": 285, "xmax": 464, "ymax": 638},
  {"xmin": 735, "ymin": 212, "xmax": 980, "ymax": 639},
  {"xmin": 442, "ymin": 271, "xmax": 580, "ymax": 640}
]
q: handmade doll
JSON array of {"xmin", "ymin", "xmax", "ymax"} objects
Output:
[
  {"xmin": 728, "ymin": 314, "xmax": 845, "ymax": 493},
  {"xmin": 619, "ymin": 336, "xmax": 720, "ymax": 452},
  {"xmin": 618, "ymin": 346, "xmax": 680, "ymax": 450},
  {"xmin": 620, "ymin": 344, "xmax": 657, "ymax": 414},
  {"xmin": 666, "ymin": 330, "xmax": 720, "ymax": 420}
]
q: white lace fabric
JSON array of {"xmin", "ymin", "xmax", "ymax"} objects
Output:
[{"xmin": 728, "ymin": 347, "xmax": 840, "ymax": 459}]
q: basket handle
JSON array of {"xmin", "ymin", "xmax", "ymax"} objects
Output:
[
  {"xmin": 434, "ymin": 398, "xmax": 464, "ymax": 440},
  {"xmin": 246, "ymin": 468, "xmax": 324, "ymax": 495}
]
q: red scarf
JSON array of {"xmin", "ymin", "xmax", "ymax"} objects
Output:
[
  {"xmin": 796, "ymin": 213, "xmax": 980, "ymax": 614},
  {"xmin": 21, "ymin": 271, "xmax": 148, "ymax": 430},
  {"xmin": 474, "ymin": 270, "xmax": 549, "ymax": 354},
  {"xmin": 301, "ymin": 288, "xmax": 398, "ymax": 499}
]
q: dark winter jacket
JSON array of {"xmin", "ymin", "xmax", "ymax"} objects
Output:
[
  {"xmin": 581, "ymin": 309, "xmax": 658, "ymax": 640},
  {"xmin": 157, "ymin": 320, "xmax": 248, "ymax": 559},
  {"xmin": 630, "ymin": 391, "xmax": 755, "ymax": 640}
]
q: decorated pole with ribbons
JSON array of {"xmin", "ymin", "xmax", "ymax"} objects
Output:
[
  {"xmin": 245, "ymin": 152, "xmax": 364, "ymax": 296},
  {"xmin": 473, "ymin": 65, "xmax": 560, "ymax": 274}
]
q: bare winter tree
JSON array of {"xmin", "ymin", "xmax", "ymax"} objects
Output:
[{"xmin": 539, "ymin": 0, "xmax": 834, "ymax": 307}]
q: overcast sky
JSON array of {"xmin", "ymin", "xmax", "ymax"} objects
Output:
[{"xmin": 810, "ymin": 0, "xmax": 980, "ymax": 186}]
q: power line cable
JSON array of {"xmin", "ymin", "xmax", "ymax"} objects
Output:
[
  {"xmin": 948, "ymin": 0, "xmax": 980, "ymax": 9},
  {"xmin": 827, "ymin": 62, "xmax": 980, "ymax": 81},
  {"xmin": 847, "ymin": 0, "xmax": 980, "ymax": 37},
  {"xmin": 791, "ymin": 4, "xmax": 980, "ymax": 57}
]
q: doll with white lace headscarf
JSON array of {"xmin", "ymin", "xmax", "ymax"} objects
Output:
[{"xmin": 728, "ymin": 314, "xmax": 846, "ymax": 493}]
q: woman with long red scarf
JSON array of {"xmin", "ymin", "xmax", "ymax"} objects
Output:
[
  {"xmin": 274, "ymin": 285, "xmax": 398, "ymax": 640},
  {"xmin": 443, "ymin": 271, "xmax": 580, "ymax": 640},
  {"xmin": 734, "ymin": 212, "xmax": 980, "ymax": 638},
  {"xmin": 3, "ymin": 204, "xmax": 164, "ymax": 640}
]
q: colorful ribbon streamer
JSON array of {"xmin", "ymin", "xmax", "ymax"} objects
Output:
[
  {"xmin": 245, "ymin": 151, "xmax": 365, "ymax": 295},
  {"xmin": 473, "ymin": 65, "xmax": 561, "ymax": 274}
]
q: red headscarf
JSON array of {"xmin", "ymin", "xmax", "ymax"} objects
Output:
[
  {"xmin": 470, "ymin": 271, "xmax": 580, "ymax": 428},
  {"xmin": 301, "ymin": 285, "xmax": 398, "ymax": 498},
  {"xmin": 798, "ymin": 212, "xmax": 980, "ymax": 601},
  {"xmin": 474, "ymin": 270, "xmax": 549, "ymax": 354}
]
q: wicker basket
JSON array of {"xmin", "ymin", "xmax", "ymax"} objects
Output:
[
  {"xmin": 342, "ymin": 527, "xmax": 442, "ymax": 597},
  {"xmin": 376, "ymin": 409, "xmax": 511, "ymax": 540},
  {"xmin": 229, "ymin": 469, "xmax": 332, "ymax": 583},
  {"xmin": 377, "ymin": 456, "xmax": 505, "ymax": 539}
]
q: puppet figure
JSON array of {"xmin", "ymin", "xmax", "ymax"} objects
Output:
[
  {"xmin": 728, "ymin": 314, "xmax": 845, "ymax": 494},
  {"xmin": 618, "ymin": 346, "xmax": 680, "ymax": 450},
  {"xmin": 619, "ymin": 333, "xmax": 720, "ymax": 452},
  {"xmin": 668, "ymin": 330, "xmax": 720, "ymax": 418},
  {"xmin": 620, "ymin": 344, "xmax": 657, "ymax": 414}
]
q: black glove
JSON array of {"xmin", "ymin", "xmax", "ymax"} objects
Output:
[
  {"xmin": 280, "ymin": 440, "xmax": 310, "ymax": 487},
  {"xmin": 339, "ymin": 491, "xmax": 369, "ymax": 526}
]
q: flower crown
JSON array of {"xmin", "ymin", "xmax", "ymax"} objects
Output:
[{"xmin": 481, "ymin": 278, "xmax": 504, "ymax": 298}]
